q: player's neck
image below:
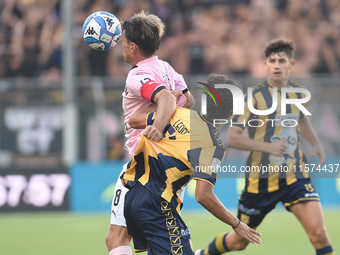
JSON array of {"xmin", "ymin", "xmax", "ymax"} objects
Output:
[
  {"xmin": 268, "ymin": 77, "xmax": 289, "ymax": 88},
  {"xmin": 130, "ymin": 53, "xmax": 153, "ymax": 67},
  {"xmin": 130, "ymin": 57, "xmax": 143, "ymax": 67}
]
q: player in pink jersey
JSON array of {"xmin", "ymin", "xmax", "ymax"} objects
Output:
[
  {"xmin": 123, "ymin": 55, "xmax": 189, "ymax": 155},
  {"xmin": 105, "ymin": 11, "xmax": 194, "ymax": 255}
]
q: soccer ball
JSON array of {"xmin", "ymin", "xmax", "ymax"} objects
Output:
[{"xmin": 82, "ymin": 11, "xmax": 121, "ymax": 51}]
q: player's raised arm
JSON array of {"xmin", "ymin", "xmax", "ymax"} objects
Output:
[
  {"xmin": 129, "ymin": 104, "xmax": 157, "ymax": 129},
  {"xmin": 195, "ymin": 180, "xmax": 262, "ymax": 244},
  {"xmin": 142, "ymin": 89, "xmax": 176, "ymax": 142},
  {"xmin": 129, "ymin": 89, "xmax": 192, "ymax": 130}
]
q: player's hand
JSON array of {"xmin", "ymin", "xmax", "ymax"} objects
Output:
[
  {"xmin": 170, "ymin": 90, "xmax": 183, "ymax": 103},
  {"xmin": 312, "ymin": 143, "xmax": 326, "ymax": 168},
  {"xmin": 267, "ymin": 137, "xmax": 288, "ymax": 156},
  {"xmin": 143, "ymin": 125, "xmax": 163, "ymax": 142},
  {"xmin": 233, "ymin": 221, "xmax": 262, "ymax": 244}
]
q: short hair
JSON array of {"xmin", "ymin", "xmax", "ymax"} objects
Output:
[
  {"xmin": 122, "ymin": 10, "xmax": 165, "ymax": 57},
  {"xmin": 264, "ymin": 38, "xmax": 295, "ymax": 59},
  {"xmin": 204, "ymin": 73, "xmax": 242, "ymax": 122}
]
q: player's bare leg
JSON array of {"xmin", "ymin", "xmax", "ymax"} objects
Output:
[
  {"xmin": 195, "ymin": 229, "xmax": 253, "ymax": 254},
  {"xmin": 225, "ymin": 230, "xmax": 250, "ymax": 251},
  {"xmin": 291, "ymin": 201, "xmax": 335, "ymax": 254},
  {"xmin": 106, "ymin": 163, "xmax": 132, "ymax": 254},
  {"xmin": 105, "ymin": 225, "xmax": 132, "ymax": 254}
]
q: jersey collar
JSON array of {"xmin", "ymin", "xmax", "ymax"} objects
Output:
[
  {"xmin": 137, "ymin": 56, "xmax": 158, "ymax": 66},
  {"xmin": 267, "ymin": 79, "xmax": 292, "ymax": 91}
]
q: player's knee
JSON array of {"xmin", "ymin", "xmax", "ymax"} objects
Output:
[
  {"xmin": 308, "ymin": 226, "xmax": 329, "ymax": 246},
  {"xmin": 105, "ymin": 227, "xmax": 122, "ymax": 249},
  {"xmin": 227, "ymin": 233, "xmax": 250, "ymax": 251},
  {"xmin": 232, "ymin": 240, "xmax": 249, "ymax": 251},
  {"xmin": 105, "ymin": 230, "xmax": 114, "ymax": 249},
  {"xmin": 106, "ymin": 225, "xmax": 131, "ymax": 250}
]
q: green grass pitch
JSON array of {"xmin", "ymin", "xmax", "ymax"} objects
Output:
[{"xmin": 0, "ymin": 209, "xmax": 339, "ymax": 255}]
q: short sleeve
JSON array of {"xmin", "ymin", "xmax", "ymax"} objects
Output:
[
  {"xmin": 173, "ymin": 71, "xmax": 188, "ymax": 107},
  {"xmin": 188, "ymin": 146, "xmax": 227, "ymax": 187},
  {"xmin": 173, "ymin": 71, "xmax": 188, "ymax": 91}
]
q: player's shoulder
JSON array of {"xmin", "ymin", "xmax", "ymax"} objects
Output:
[
  {"xmin": 289, "ymin": 80, "xmax": 306, "ymax": 89},
  {"xmin": 126, "ymin": 66, "xmax": 153, "ymax": 85},
  {"xmin": 158, "ymin": 58, "xmax": 176, "ymax": 72},
  {"xmin": 127, "ymin": 65, "xmax": 152, "ymax": 77},
  {"xmin": 251, "ymin": 81, "xmax": 268, "ymax": 95},
  {"xmin": 176, "ymin": 106, "xmax": 191, "ymax": 113},
  {"xmin": 172, "ymin": 107, "xmax": 193, "ymax": 123},
  {"xmin": 157, "ymin": 58, "xmax": 170, "ymax": 66}
]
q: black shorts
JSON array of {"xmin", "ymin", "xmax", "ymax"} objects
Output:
[
  {"xmin": 124, "ymin": 183, "xmax": 194, "ymax": 255},
  {"xmin": 237, "ymin": 178, "xmax": 320, "ymax": 228}
]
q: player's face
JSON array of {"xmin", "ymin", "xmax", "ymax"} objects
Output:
[
  {"xmin": 122, "ymin": 32, "xmax": 132, "ymax": 64},
  {"xmin": 264, "ymin": 52, "xmax": 295, "ymax": 81}
]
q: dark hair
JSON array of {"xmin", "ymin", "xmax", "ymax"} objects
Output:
[
  {"xmin": 122, "ymin": 11, "xmax": 165, "ymax": 57},
  {"xmin": 204, "ymin": 73, "xmax": 242, "ymax": 122},
  {"xmin": 264, "ymin": 38, "xmax": 295, "ymax": 59}
]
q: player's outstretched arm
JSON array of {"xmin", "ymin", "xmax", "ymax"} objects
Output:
[
  {"xmin": 195, "ymin": 179, "xmax": 262, "ymax": 244},
  {"xmin": 129, "ymin": 104, "xmax": 157, "ymax": 129},
  {"xmin": 299, "ymin": 116, "xmax": 326, "ymax": 167},
  {"xmin": 227, "ymin": 127, "xmax": 288, "ymax": 157},
  {"xmin": 129, "ymin": 90, "xmax": 191, "ymax": 129}
]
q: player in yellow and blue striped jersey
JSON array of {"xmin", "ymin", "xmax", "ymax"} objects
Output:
[
  {"xmin": 196, "ymin": 38, "xmax": 335, "ymax": 255},
  {"xmin": 121, "ymin": 74, "xmax": 262, "ymax": 255}
]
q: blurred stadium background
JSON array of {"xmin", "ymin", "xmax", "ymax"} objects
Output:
[{"xmin": 0, "ymin": 0, "xmax": 339, "ymax": 254}]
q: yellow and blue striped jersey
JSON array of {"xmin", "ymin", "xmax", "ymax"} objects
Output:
[
  {"xmin": 232, "ymin": 80, "xmax": 309, "ymax": 193},
  {"xmin": 121, "ymin": 107, "xmax": 226, "ymax": 212}
]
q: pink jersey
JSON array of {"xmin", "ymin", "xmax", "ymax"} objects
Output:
[{"xmin": 122, "ymin": 56, "xmax": 188, "ymax": 155}]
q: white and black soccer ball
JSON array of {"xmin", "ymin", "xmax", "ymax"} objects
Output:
[{"xmin": 82, "ymin": 11, "xmax": 121, "ymax": 51}]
